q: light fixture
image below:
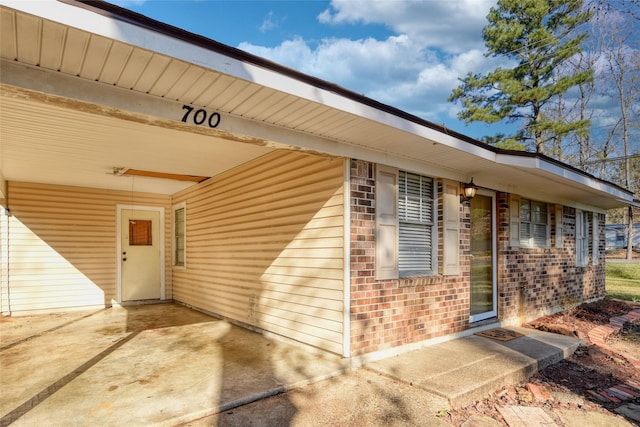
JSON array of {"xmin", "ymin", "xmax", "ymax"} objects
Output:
[{"xmin": 461, "ymin": 178, "xmax": 477, "ymax": 203}]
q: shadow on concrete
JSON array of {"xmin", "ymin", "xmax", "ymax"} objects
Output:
[
  {"xmin": 0, "ymin": 309, "xmax": 106, "ymax": 352},
  {"xmin": 0, "ymin": 304, "xmax": 346, "ymax": 426},
  {"xmin": 0, "ymin": 330, "xmax": 141, "ymax": 427}
]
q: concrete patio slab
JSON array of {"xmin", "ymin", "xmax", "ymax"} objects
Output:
[
  {"xmin": 1, "ymin": 305, "xmax": 588, "ymax": 426},
  {"xmin": 0, "ymin": 304, "xmax": 348, "ymax": 426}
]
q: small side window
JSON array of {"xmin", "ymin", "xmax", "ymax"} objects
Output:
[{"xmin": 173, "ymin": 203, "xmax": 186, "ymax": 267}]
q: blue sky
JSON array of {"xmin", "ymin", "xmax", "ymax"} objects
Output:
[{"xmin": 110, "ymin": 0, "xmax": 507, "ymax": 142}]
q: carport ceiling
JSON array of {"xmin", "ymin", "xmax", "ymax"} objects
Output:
[{"xmin": 0, "ymin": 94, "xmax": 274, "ymax": 194}]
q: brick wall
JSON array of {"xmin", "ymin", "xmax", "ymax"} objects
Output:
[
  {"xmin": 349, "ymin": 160, "xmax": 470, "ymax": 356},
  {"xmin": 349, "ymin": 161, "xmax": 606, "ymax": 356},
  {"xmin": 497, "ymin": 193, "xmax": 606, "ymax": 323}
]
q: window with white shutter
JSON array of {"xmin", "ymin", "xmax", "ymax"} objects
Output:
[
  {"xmin": 519, "ymin": 198, "xmax": 549, "ymax": 248},
  {"xmin": 398, "ymin": 171, "xmax": 436, "ymax": 277}
]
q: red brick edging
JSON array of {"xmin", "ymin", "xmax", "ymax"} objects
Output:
[
  {"xmin": 584, "ymin": 308, "xmax": 640, "ymax": 405},
  {"xmin": 587, "ymin": 308, "xmax": 640, "ymax": 346}
]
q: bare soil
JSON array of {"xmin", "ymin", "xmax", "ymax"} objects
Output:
[{"xmin": 447, "ymin": 298, "xmax": 640, "ymax": 426}]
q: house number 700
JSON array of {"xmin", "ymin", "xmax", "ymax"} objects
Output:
[{"xmin": 181, "ymin": 105, "xmax": 221, "ymax": 128}]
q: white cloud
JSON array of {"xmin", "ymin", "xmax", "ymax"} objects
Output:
[
  {"xmin": 240, "ymin": 37, "xmax": 504, "ymax": 125},
  {"xmin": 241, "ymin": 0, "xmax": 503, "ymax": 134},
  {"xmin": 318, "ymin": 0, "xmax": 496, "ymax": 54},
  {"xmin": 259, "ymin": 11, "xmax": 282, "ymax": 33}
]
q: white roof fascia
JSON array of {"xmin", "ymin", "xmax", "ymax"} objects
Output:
[{"xmin": 496, "ymin": 153, "xmax": 634, "ymax": 204}]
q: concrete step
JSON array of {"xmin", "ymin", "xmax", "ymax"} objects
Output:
[{"xmin": 365, "ymin": 327, "xmax": 581, "ymax": 408}]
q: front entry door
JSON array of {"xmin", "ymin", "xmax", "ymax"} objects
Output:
[
  {"xmin": 470, "ymin": 192, "xmax": 497, "ymax": 322},
  {"xmin": 120, "ymin": 208, "xmax": 162, "ymax": 301}
]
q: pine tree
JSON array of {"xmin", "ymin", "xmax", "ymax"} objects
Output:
[{"xmin": 449, "ymin": 0, "xmax": 593, "ymax": 154}]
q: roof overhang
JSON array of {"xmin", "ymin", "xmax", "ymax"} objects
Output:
[{"xmin": 0, "ymin": 0, "xmax": 635, "ymax": 210}]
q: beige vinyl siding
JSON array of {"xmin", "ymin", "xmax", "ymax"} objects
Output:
[
  {"xmin": 172, "ymin": 151, "xmax": 345, "ymax": 354},
  {"xmin": 6, "ymin": 182, "xmax": 171, "ymax": 314},
  {"xmin": 1, "ymin": 209, "xmax": 9, "ymax": 314}
]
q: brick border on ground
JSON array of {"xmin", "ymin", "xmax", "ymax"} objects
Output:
[
  {"xmin": 587, "ymin": 308, "xmax": 640, "ymax": 346},
  {"xmin": 584, "ymin": 307, "xmax": 640, "ymax": 407}
]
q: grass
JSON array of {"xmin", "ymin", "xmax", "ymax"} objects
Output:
[{"xmin": 606, "ymin": 262, "xmax": 640, "ymax": 302}]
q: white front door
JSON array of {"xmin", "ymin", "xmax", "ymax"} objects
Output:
[{"xmin": 119, "ymin": 207, "xmax": 163, "ymax": 301}]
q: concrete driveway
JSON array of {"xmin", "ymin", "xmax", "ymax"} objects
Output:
[{"xmin": 0, "ymin": 303, "xmax": 348, "ymax": 426}]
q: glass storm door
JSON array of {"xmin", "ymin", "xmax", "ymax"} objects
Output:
[{"xmin": 470, "ymin": 192, "xmax": 497, "ymax": 322}]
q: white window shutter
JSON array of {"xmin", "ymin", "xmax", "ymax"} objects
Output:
[
  {"xmin": 555, "ymin": 205, "xmax": 564, "ymax": 248},
  {"xmin": 375, "ymin": 165, "xmax": 399, "ymax": 280},
  {"xmin": 545, "ymin": 204, "xmax": 551, "ymax": 248},
  {"xmin": 592, "ymin": 213, "xmax": 599, "ymax": 265},
  {"xmin": 509, "ymin": 194, "xmax": 521, "ymax": 248},
  {"xmin": 576, "ymin": 210, "xmax": 586, "ymax": 267},
  {"xmin": 442, "ymin": 180, "xmax": 460, "ymax": 275}
]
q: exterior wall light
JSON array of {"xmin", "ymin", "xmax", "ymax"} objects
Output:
[{"xmin": 461, "ymin": 178, "xmax": 477, "ymax": 203}]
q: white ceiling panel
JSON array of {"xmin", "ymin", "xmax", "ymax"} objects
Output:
[
  {"xmin": 240, "ymin": 90, "xmax": 291, "ymax": 121},
  {"xmin": 116, "ymin": 48, "xmax": 153, "ymax": 89},
  {"xmin": 289, "ymin": 104, "xmax": 333, "ymax": 131},
  {"xmin": 60, "ymin": 27, "xmax": 90, "ymax": 75},
  {"xmin": 99, "ymin": 41, "xmax": 134, "ymax": 85},
  {"xmin": 79, "ymin": 35, "xmax": 112, "ymax": 81},
  {"xmin": 194, "ymin": 73, "xmax": 235, "ymax": 107},
  {"xmin": 219, "ymin": 82, "xmax": 262, "ymax": 113},
  {"xmin": 15, "ymin": 12, "xmax": 40, "ymax": 66},
  {"xmin": 131, "ymin": 54, "xmax": 170, "ymax": 93},
  {"xmin": 40, "ymin": 20, "xmax": 66, "ymax": 70},
  {"xmin": 163, "ymin": 65, "xmax": 205, "ymax": 101},
  {"xmin": 148, "ymin": 59, "xmax": 189, "ymax": 97},
  {"xmin": 214, "ymin": 79, "xmax": 257, "ymax": 112},
  {"xmin": 0, "ymin": 8, "xmax": 17, "ymax": 59},
  {"xmin": 180, "ymin": 69, "xmax": 222, "ymax": 105}
]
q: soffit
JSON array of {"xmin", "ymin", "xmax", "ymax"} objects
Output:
[{"xmin": 0, "ymin": 5, "xmax": 478, "ymax": 162}]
